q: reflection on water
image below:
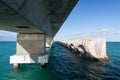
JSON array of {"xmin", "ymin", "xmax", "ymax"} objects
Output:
[{"xmin": 0, "ymin": 42, "xmax": 120, "ymax": 80}]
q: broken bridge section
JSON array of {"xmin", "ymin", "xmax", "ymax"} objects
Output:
[{"xmin": 58, "ymin": 38, "xmax": 108, "ymax": 61}]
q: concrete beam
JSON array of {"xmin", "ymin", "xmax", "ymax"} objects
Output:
[{"xmin": 1, "ymin": 0, "xmax": 78, "ymax": 37}]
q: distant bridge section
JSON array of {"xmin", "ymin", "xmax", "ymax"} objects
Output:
[{"xmin": 58, "ymin": 38, "xmax": 108, "ymax": 61}]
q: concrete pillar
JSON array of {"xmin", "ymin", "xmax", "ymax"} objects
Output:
[
  {"xmin": 10, "ymin": 33, "xmax": 48, "ymax": 68},
  {"xmin": 13, "ymin": 63, "xmax": 20, "ymax": 68}
]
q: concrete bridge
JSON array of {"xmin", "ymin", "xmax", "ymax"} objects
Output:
[
  {"xmin": 0, "ymin": 0, "xmax": 78, "ymax": 67},
  {"xmin": 57, "ymin": 38, "xmax": 108, "ymax": 61}
]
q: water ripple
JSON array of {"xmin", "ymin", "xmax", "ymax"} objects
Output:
[{"xmin": 0, "ymin": 42, "xmax": 120, "ymax": 80}]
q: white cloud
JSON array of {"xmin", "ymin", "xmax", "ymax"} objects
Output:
[{"xmin": 61, "ymin": 29, "xmax": 120, "ymax": 41}]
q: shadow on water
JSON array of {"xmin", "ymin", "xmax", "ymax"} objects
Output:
[
  {"xmin": 49, "ymin": 42, "xmax": 114, "ymax": 80},
  {"xmin": 0, "ymin": 42, "xmax": 120, "ymax": 80}
]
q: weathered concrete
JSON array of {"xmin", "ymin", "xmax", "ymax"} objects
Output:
[
  {"xmin": 46, "ymin": 36, "xmax": 53, "ymax": 48},
  {"xmin": 10, "ymin": 54, "xmax": 48, "ymax": 64},
  {"xmin": 10, "ymin": 33, "xmax": 48, "ymax": 67},
  {"xmin": 13, "ymin": 63, "xmax": 20, "ymax": 68},
  {"xmin": 59, "ymin": 38, "xmax": 108, "ymax": 61},
  {"xmin": 0, "ymin": 0, "xmax": 78, "ymax": 67},
  {"xmin": 0, "ymin": 0, "xmax": 78, "ymax": 48},
  {"xmin": 16, "ymin": 33, "xmax": 45, "ymax": 55},
  {"xmin": 0, "ymin": 1, "xmax": 42, "ymax": 33},
  {"xmin": 0, "ymin": 0, "xmax": 78, "ymax": 37}
]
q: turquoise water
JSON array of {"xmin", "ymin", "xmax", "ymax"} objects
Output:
[{"xmin": 0, "ymin": 42, "xmax": 120, "ymax": 80}]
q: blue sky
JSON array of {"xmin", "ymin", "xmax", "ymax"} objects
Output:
[
  {"xmin": 54, "ymin": 0, "xmax": 120, "ymax": 41},
  {"xmin": 0, "ymin": 30, "xmax": 16, "ymax": 41},
  {"xmin": 0, "ymin": 0, "xmax": 120, "ymax": 41}
]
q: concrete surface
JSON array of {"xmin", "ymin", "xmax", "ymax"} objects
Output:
[
  {"xmin": 16, "ymin": 33, "xmax": 45, "ymax": 55},
  {"xmin": 0, "ymin": 0, "xmax": 78, "ymax": 37},
  {"xmin": 59, "ymin": 38, "xmax": 108, "ymax": 60},
  {"xmin": 10, "ymin": 54, "xmax": 48, "ymax": 64},
  {"xmin": 10, "ymin": 33, "xmax": 48, "ymax": 66}
]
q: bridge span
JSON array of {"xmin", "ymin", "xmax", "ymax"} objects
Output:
[
  {"xmin": 0, "ymin": 0, "xmax": 78, "ymax": 67},
  {"xmin": 0, "ymin": 0, "xmax": 108, "ymax": 68}
]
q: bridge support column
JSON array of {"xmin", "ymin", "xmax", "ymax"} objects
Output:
[{"xmin": 10, "ymin": 33, "xmax": 48, "ymax": 68}]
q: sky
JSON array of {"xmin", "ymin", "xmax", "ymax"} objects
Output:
[
  {"xmin": 0, "ymin": 30, "xmax": 17, "ymax": 41},
  {"xmin": 54, "ymin": 0, "xmax": 120, "ymax": 41},
  {"xmin": 0, "ymin": 0, "xmax": 120, "ymax": 41}
]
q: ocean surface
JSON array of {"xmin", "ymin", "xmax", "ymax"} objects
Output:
[{"xmin": 0, "ymin": 42, "xmax": 120, "ymax": 80}]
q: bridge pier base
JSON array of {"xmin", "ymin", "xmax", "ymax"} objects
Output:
[
  {"xmin": 13, "ymin": 63, "xmax": 20, "ymax": 68},
  {"xmin": 10, "ymin": 33, "xmax": 48, "ymax": 68}
]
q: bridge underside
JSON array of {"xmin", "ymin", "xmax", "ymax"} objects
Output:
[
  {"xmin": 0, "ymin": 0, "xmax": 78, "ymax": 36},
  {"xmin": 0, "ymin": 0, "xmax": 78, "ymax": 67},
  {"xmin": 0, "ymin": 0, "xmax": 78, "ymax": 46}
]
